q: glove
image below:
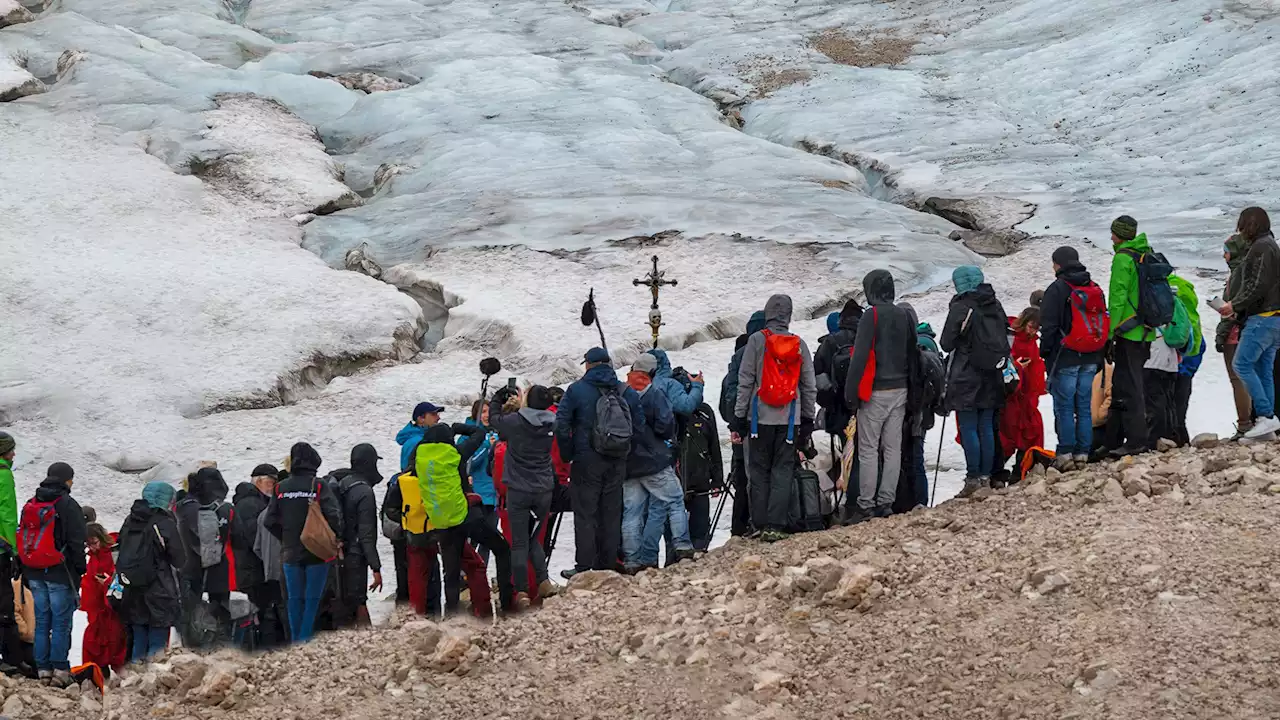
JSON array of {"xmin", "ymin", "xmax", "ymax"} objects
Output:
[
  {"xmin": 491, "ymin": 387, "xmax": 516, "ymax": 406},
  {"xmin": 732, "ymin": 415, "xmax": 749, "ymax": 435},
  {"xmin": 797, "ymin": 418, "xmax": 815, "ymax": 444}
]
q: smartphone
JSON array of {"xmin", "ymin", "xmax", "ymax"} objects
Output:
[
  {"xmin": 507, "ymin": 377, "xmax": 517, "ymax": 391},
  {"xmin": 1207, "ymin": 296, "xmax": 1226, "ymax": 311}
]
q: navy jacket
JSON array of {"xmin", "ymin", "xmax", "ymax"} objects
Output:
[
  {"xmin": 627, "ymin": 385, "xmax": 677, "ymax": 478},
  {"xmin": 555, "ymin": 364, "xmax": 646, "ymax": 464}
]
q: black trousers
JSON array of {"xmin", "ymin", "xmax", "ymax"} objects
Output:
[
  {"xmin": 729, "ymin": 444, "xmax": 752, "ymax": 536},
  {"xmin": 1113, "ymin": 339, "xmax": 1151, "ymax": 451},
  {"xmin": 391, "ymin": 538, "xmax": 410, "ymax": 604},
  {"xmin": 748, "ymin": 425, "xmax": 796, "ymax": 532},
  {"xmin": 438, "ymin": 510, "xmax": 513, "ymax": 613},
  {"xmin": 1144, "ymin": 369, "xmax": 1177, "ymax": 446},
  {"xmin": 685, "ymin": 493, "xmax": 711, "ymax": 551},
  {"xmin": 506, "ymin": 489, "xmax": 552, "ymax": 593},
  {"xmin": 0, "ymin": 555, "xmax": 23, "ymax": 669},
  {"xmin": 246, "ymin": 581, "xmax": 289, "ymax": 648},
  {"xmin": 1173, "ymin": 374, "xmax": 1194, "ymax": 446},
  {"xmin": 570, "ymin": 455, "xmax": 624, "ymax": 572}
]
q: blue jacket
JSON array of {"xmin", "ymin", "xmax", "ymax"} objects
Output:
[
  {"xmin": 1178, "ymin": 338, "xmax": 1206, "ymax": 377},
  {"xmin": 396, "ymin": 423, "xmax": 425, "ymax": 473},
  {"xmin": 627, "ymin": 385, "xmax": 677, "ymax": 478},
  {"xmin": 647, "ymin": 348, "xmax": 704, "ymax": 417},
  {"xmin": 555, "ymin": 364, "xmax": 646, "ymax": 464},
  {"xmin": 463, "ymin": 419, "xmax": 498, "ymax": 506}
]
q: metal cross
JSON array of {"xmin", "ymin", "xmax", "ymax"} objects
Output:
[{"xmin": 633, "ymin": 255, "xmax": 678, "ymax": 349}]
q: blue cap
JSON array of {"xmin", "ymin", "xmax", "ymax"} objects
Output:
[
  {"xmin": 412, "ymin": 402, "xmax": 445, "ymax": 419},
  {"xmin": 583, "ymin": 347, "xmax": 610, "ymax": 364}
]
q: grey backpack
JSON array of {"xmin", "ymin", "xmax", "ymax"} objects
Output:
[
  {"xmin": 591, "ymin": 383, "xmax": 633, "ymax": 458},
  {"xmin": 197, "ymin": 502, "xmax": 225, "ymax": 568}
]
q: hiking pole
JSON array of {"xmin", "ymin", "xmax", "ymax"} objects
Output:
[
  {"xmin": 930, "ymin": 413, "xmax": 947, "ymax": 507},
  {"xmin": 710, "ymin": 480, "xmax": 732, "ymax": 535},
  {"xmin": 545, "ymin": 512, "xmax": 563, "ymax": 564}
]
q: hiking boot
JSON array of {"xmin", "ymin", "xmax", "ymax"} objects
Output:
[
  {"xmin": 760, "ymin": 529, "xmax": 791, "ymax": 543},
  {"xmin": 1072, "ymin": 453, "xmax": 1090, "ymax": 467},
  {"xmin": 538, "ymin": 579, "xmax": 561, "ymax": 598},
  {"xmin": 514, "ymin": 592, "xmax": 531, "ymax": 611},
  {"xmin": 1230, "ymin": 423, "xmax": 1254, "ymax": 442},
  {"xmin": 560, "ymin": 568, "xmax": 585, "ymax": 581},
  {"xmin": 745, "ymin": 528, "xmax": 764, "ymax": 540},
  {"xmin": 873, "ymin": 505, "xmax": 893, "ymax": 519},
  {"xmin": 956, "ymin": 478, "xmax": 982, "ymax": 499},
  {"xmin": 674, "ymin": 548, "xmax": 697, "ymax": 563},
  {"xmin": 1244, "ymin": 416, "xmax": 1280, "ymax": 439},
  {"xmin": 989, "ymin": 476, "xmax": 1007, "ymax": 490},
  {"xmin": 37, "ymin": 669, "xmax": 53, "ymax": 685},
  {"xmin": 52, "ymin": 670, "xmax": 73, "ymax": 689},
  {"xmin": 1051, "ymin": 455, "xmax": 1076, "ymax": 473},
  {"xmin": 1108, "ymin": 445, "xmax": 1147, "ymax": 459},
  {"xmin": 844, "ymin": 506, "xmax": 875, "ymax": 525}
]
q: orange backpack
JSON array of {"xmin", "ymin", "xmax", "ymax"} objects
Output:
[{"xmin": 757, "ymin": 329, "xmax": 802, "ymax": 407}]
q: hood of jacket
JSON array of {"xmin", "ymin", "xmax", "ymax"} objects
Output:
[
  {"xmin": 189, "ymin": 467, "xmax": 228, "ymax": 505},
  {"xmin": 763, "ymin": 294, "xmax": 793, "ymax": 332},
  {"xmin": 127, "ymin": 498, "xmax": 158, "ymax": 523},
  {"xmin": 423, "ymin": 423, "xmax": 456, "ymax": 445},
  {"xmin": 1116, "ymin": 233, "xmax": 1152, "ymax": 255},
  {"xmin": 517, "ymin": 407, "xmax": 556, "ymax": 428},
  {"xmin": 396, "ymin": 423, "xmax": 425, "ymax": 448},
  {"xmin": 1225, "ymin": 233, "xmax": 1249, "ymax": 270},
  {"xmin": 350, "ymin": 443, "xmax": 383, "ymax": 485},
  {"xmin": 916, "ymin": 322, "xmax": 939, "ymax": 352},
  {"xmin": 290, "ymin": 442, "xmax": 323, "ymax": 474},
  {"xmin": 963, "ymin": 283, "xmax": 1002, "ymax": 310},
  {"xmin": 647, "ymin": 348, "xmax": 674, "ymax": 379},
  {"xmin": 746, "ymin": 310, "xmax": 767, "ymax": 336},
  {"xmin": 863, "ymin": 269, "xmax": 896, "ymax": 306},
  {"xmin": 35, "ymin": 476, "xmax": 71, "ymax": 503},
  {"xmin": 584, "ymin": 363, "xmax": 621, "ymax": 388},
  {"xmin": 838, "ymin": 299, "xmax": 864, "ymax": 331},
  {"xmin": 1056, "ymin": 264, "xmax": 1092, "ymax": 286},
  {"xmin": 232, "ymin": 481, "xmax": 262, "ymax": 505}
]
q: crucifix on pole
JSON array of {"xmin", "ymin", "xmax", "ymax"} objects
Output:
[{"xmin": 633, "ymin": 255, "xmax": 678, "ymax": 349}]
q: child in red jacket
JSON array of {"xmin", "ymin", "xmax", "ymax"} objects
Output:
[
  {"xmin": 999, "ymin": 307, "xmax": 1047, "ymax": 483},
  {"xmin": 80, "ymin": 524, "xmax": 127, "ymax": 671}
]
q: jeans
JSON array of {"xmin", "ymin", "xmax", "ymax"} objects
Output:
[
  {"xmin": 1234, "ymin": 314, "xmax": 1280, "ymax": 418},
  {"xmin": 283, "ymin": 562, "xmax": 330, "ymax": 643},
  {"xmin": 956, "ymin": 408, "xmax": 996, "ymax": 479},
  {"xmin": 130, "ymin": 625, "xmax": 171, "ymax": 663},
  {"xmin": 1050, "ymin": 364, "xmax": 1098, "ymax": 456},
  {"xmin": 912, "ymin": 435, "xmax": 928, "ymax": 506},
  {"xmin": 29, "ymin": 578, "xmax": 75, "ymax": 671},
  {"xmin": 856, "ymin": 389, "xmax": 908, "ymax": 510},
  {"xmin": 623, "ymin": 467, "xmax": 691, "ymax": 568},
  {"xmin": 506, "ymin": 490, "xmax": 552, "ymax": 593}
]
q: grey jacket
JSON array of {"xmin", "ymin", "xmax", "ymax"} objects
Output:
[
  {"xmin": 734, "ymin": 294, "xmax": 817, "ymax": 425},
  {"xmin": 254, "ymin": 511, "xmax": 283, "ymax": 584}
]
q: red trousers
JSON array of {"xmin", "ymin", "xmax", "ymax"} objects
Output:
[{"xmin": 405, "ymin": 543, "xmax": 492, "ymax": 618}]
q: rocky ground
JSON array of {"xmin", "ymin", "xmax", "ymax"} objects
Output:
[{"xmin": 10, "ymin": 438, "xmax": 1280, "ymax": 720}]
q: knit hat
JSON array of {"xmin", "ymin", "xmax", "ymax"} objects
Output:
[
  {"xmin": 47, "ymin": 462, "xmax": 74, "ymax": 483},
  {"xmin": 526, "ymin": 385, "xmax": 553, "ymax": 411},
  {"xmin": 0, "ymin": 432, "xmax": 13, "ymax": 456},
  {"xmin": 825, "ymin": 311, "xmax": 840, "ymax": 334},
  {"xmin": 952, "ymin": 265, "xmax": 984, "ymax": 295},
  {"xmin": 142, "ymin": 481, "xmax": 177, "ymax": 511},
  {"xmin": 631, "ymin": 353, "xmax": 659, "ymax": 375},
  {"xmin": 1111, "ymin": 215, "xmax": 1138, "ymax": 241},
  {"xmin": 1051, "ymin": 246, "xmax": 1080, "ymax": 268}
]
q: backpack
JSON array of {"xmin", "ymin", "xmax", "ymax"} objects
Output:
[
  {"xmin": 1062, "ymin": 281, "xmax": 1110, "ymax": 353},
  {"xmin": 196, "ymin": 502, "xmax": 225, "ymax": 569},
  {"xmin": 17, "ymin": 499, "xmax": 64, "ymax": 570},
  {"xmin": 396, "ymin": 472, "xmax": 429, "ymax": 535},
  {"xmin": 1119, "ymin": 249, "xmax": 1176, "ymax": 330},
  {"xmin": 789, "ymin": 465, "xmax": 825, "ymax": 533},
  {"xmin": 678, "ymin": 405, "xmax": 720, "ymax": 494},
  {"xmin": 591, "ymin": 383, "xmax": 633, "ymax": 458},
  {"xmin": 1162, "ymin": 298, "xmax": 1192, "ymax": 350},
  {"xmin": 964, "ymin": 306, "xmax": 1012, "ymax": 371},
  {"xmin": 757, "ymin": 330, "xmax": 802, "ymax": 407},
  {"xmin": 856, "ymin": 308, "xmax": 878, "ymax": 403},
  {"xmin": 116, "ymin": 519, "xmax": 163, "ymax": 588}
]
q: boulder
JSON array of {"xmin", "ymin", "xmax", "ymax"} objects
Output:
[
  {"xmin": 1053, "ymin": 477, "xmax": 1085, "ymax": 496},
  {"xmin": 1023, "ymin": 566, "xmax": 1070, "ymax": 598},
  {"xmin": 0, "ymin": 55, "xmax": 45, "ymax": 102},
  {"xmin": 1, "ymin": 0, "xmax": 34, "ymax": 27},
  {"xmin": 1121, "ymin": 469, "xmax": 1151, "ymax": 498},
  {"xmin": 1191, "ymin": 433, "xmax": 1220, "ymax": 449},
  {"xmin": 1101, "ymin": 478, "xmax": 1126, "ymax": 503},
  {"xmin": 820, "ymin": 563, "xmax": 878, "ymax": 610},
  {"xmin": 1156, "ymin": 437, "xmax": 1178, "ymax": 452},
  {"xmin": 428, "ymin": 629, "xmax": 473, "ymax": 673},
  {"xmin": 567, "ymin": 569, "xmax": 632, "ymax": 593}
]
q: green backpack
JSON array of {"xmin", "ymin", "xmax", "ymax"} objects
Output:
[{"xmin": 1162, "ymin": 297, "xmax": 1192, "ymax": 350}]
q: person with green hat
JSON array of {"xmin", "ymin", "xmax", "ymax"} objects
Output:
[
  {"xmin": 0, "ymin": 432, "xmax": 22, "ymax": 674},
  {"xmin": 1216, "ymin": 234, "xmax": 1256, "ymax": 438},
  {"xmin": 1106, "ymin": 215, "xmax": 1156, "ymax": 456}
]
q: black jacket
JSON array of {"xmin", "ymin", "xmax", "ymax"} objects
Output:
[
  {"xmin": 1039, "ymin": 264, "xmax": 1105, "ymax": 371},
  {"xmin": 230, "ymin": 482, "xmax": 271, "ymax": 589},
  {"xmin": 941, "ymin": 284, "xmax": 1009, "ymax": 412},
  {"xmin": 175, "ymin": 467, "xmax": 232, "ymax": 593},
  {"xmin": 488, "ymin": 397, "xmax": 556, "ymax": 495},
  {"xmin": 24, "ymin": 477, "xmax": 87, "ymax": 587},
  {"xmin": 264, "ymin": 469, "xmax": 343, "ymax": 566},
  {"xmin": 1232, "ymin": 232, "xmax": 1280, "ymax": 319},
  {"xmin": 846, "ymin": 271, "xmax": 915, "ymax": 404},
  {"xmin": 118, "ymin": 499, "xmax": 184, "ymax": 628},
  {"xmin": 815, "ymin": 300, "xmax": 863, "ymax": 431},
  {"xmin": 330, "ymin": 443, "xmax": 383, "ymax": 572}
]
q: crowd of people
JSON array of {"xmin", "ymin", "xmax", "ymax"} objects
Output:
[{"xmin": 0, "ymin": 208, "xmax": 1275, "ymax": 687}]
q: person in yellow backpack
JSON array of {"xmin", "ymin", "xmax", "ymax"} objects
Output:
[{"xmin": 410, "ymin": 424, "xmax": 515, "ymax": 615}]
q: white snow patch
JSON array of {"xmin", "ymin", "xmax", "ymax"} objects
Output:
[{"xmin": 0, "ymin": 52, "xmax": 42, "ymax": 101}]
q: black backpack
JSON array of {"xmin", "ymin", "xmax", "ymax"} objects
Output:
[
  {"xmin": 1118, "ymin": 249, "xmax": 1175, "ymax": 330},
  {"xmin": 965, "ymin": 306, "xmax": 1012, "ymax": 370},
  {"xmin": 116, "ymin": 519, "xmax": 163, "ymax": 588},
  {"xmin": 678, "ymin": 405, "xmax": 721, "ymax": 494},
  {"xmin": 790, "ymin": 465, "xmax": 825, "ymax": 533},
  {"xmin": 591, "ymin": 383, "xmax": 633, "ymax": 458}
]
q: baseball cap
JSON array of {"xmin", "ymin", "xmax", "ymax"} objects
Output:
[
  {"xmin": 583, "ymin": 347, "xmax": 611, "ymax": 365},
  {"xmin": 251, "ymin": 463, "xmax": 279, "ymax": 479},
  {"xmin": 413, "ymin": 402, "xmax": 445, "ymax": 419}
]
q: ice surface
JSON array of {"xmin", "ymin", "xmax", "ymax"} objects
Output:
[{"xmin": 0, "ymin": 50, "xmax": 41, "ymax": 100}]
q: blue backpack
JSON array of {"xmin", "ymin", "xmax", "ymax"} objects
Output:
[{"xmin": 1119, "ymin": 249, "xmax": 1175, "ymax": 331}]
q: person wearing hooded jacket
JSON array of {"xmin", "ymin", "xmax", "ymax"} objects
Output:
[
  {"xmin": 1216, "ymin": 207, "xmax": 1280, "ymax": 439},
  {"xmin": 264, "ymin": 443, "xmax": 342, "ymax": 643},
  {"xmin": 815, "ymin": 299, "xmax": 865, "ymax": 438},
  {"xmin": 488, "ymin": 385, "xmax": 559, "ymax": 604},
  {"xmin": 941, "ymin": 266, "xmax": 1010, "ymax": 497},
  {"xmin": 1039, "ymin": 246, "xmax": 1105, "ymax": 470},
  {"xmin": 900, "ymin": 304, "xmax": 944, "ymax": 509},
  {"xmin": 0, "ymin": 432, "xmax": 22, "ymax": 676},
  {"xmin": 843, "ymin": 270, "xmax": 917, "ymax": 522},
  {"xmin": 1106, "ymin": 216, "xmax": 1158, "ymax": 455},
  {"xmin": 720, "ymin": 311, "xmax": 767, "ymax": 537},
  {"xmin": 1216, "ymin": 234, "xmax": 1255, "ymax": 438},
  {"xmin": 733, "ymin": 295, "xmax": 817, "ymax": 543},
  {"xmin": 21, "ymin": 463, "xmax": 85, "ymax": 685},
  {"xmin": 175, "ymin": 466, "xmax": 233, "ymax": 646},
  {"xmin": 327, "ymin": 444, "xmax": 384, "ymax": 628},
  {"xmin": 643, "ymin": 348, "xmax": 713, "ymax": 550},
  {"xmin": 555, "ymin": 347, "xmax": 646, "ymax": 576},
  {"xmin": 118, "ymin": 481, "xmax": 183, "ymax": 663},
  {"xmin": 230, "ymin": 465, "xmax": 288, "ymax": 648}
]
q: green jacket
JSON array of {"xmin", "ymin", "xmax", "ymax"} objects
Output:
[
  {"xmin": 1108, "ymin": 233, "xmax": 1157, "ymax": 342},
  {"xmin": 0, "ymin": 458, "xmax": 15, "ymax": 551},
  {"xmin": 1169, "ymin": 275, "xmax": 1203, "ymax": 357}
]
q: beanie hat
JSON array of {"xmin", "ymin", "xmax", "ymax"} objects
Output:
[
  {"xmin": 47, "ymin": 462, "xmax": 74, "ymax": 483},
  {"xmin": 142, "ymin": 481, "xmax": 177, "ymax": 511},
  {"xmin": 526, "ymin": 385, "xmax": 553, "ymax": 411},
  {"xmin": 745, "ymin": 310, "xmax": 767, "ymax": 337},
  {"xmin": 1111, "ymin": 215, "xmax": 1138, "ymax": 241},
  {"xmin": 0, "ymin": 432, "xmax": 13, "ymax": 456},
  {"xmin": 952, "ymin": 265, "xmax": 984, "ymax": 295},
  {"xmin": 631, "ymin": 354, "xmax": 659, "ymax": 375},
  {"xmin": 1051, "ymin": 246, "xmax": 1080, "ymax": 268},
  {"xmin": 825, "ymin": 311, "xmax": 840, "ymax": 334}
]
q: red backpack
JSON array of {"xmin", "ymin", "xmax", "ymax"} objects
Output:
[
  {"xmin": 757, "ymin": 330, "xmax": 802, "ymax": 407},
  {"xmin": 1062, "ymin": 281, "xmax": 1110, "ymax": 353},
  {"xmin": 18, "ymin": 499, "xmax": 65, "ymax": 570}
]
